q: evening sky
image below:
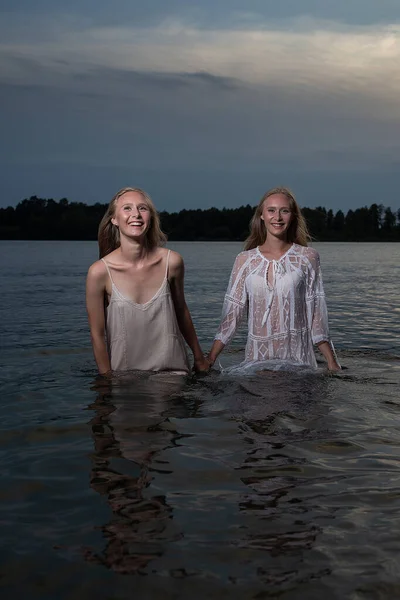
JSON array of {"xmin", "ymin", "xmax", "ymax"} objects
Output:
[{"xmin": 1, "ymin": 1, "xmax": 399, "ymax": 211}]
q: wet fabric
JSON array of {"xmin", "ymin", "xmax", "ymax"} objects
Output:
[{"xmin": 215, "ymin": 244, "xmax": 336, "ymax": 370}]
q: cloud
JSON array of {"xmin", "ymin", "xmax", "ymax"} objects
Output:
[
  {"xmin": 1, "ymin": 61, "xmax": 399, "ymax": 176},
  {"xmin": 1, "ymin": 17, "xmax": 399, "ymax": 108},
  {"xmin": 0, "ymin": 12, "xmax": 399, "ymax": 209},
  {"xmin": 2, "ymin": 0, "xmax": 400, "ymax": 28}
]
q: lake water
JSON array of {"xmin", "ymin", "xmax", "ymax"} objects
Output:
[{"xmin": 1, "ymin": 241, "xmax": 400, "ymax": 599}]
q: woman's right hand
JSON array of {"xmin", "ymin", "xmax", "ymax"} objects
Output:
[
  {"xmin": 327, "ymin": 360, "xmax": 341, "ymax": 372},
  {"xmin": 205, "ymin": 354, "xmax": 216, "ymax": 368},
  {"xmin": 99, "ymin": 369, "xmax": 113, "ymax": 379}
]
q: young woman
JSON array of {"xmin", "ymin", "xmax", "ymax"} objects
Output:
[
  {"xmin": 207, "ymin": 187, "xmax": 341, "ymax": 372},
  {"xmin": 86, "ymin": 187, "xmax": 209, "ymax": 376}
]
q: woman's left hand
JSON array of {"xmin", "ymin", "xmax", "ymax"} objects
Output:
[{"xmin": 193, "ymin": 356, "xmax": 212, "ymax": 373}]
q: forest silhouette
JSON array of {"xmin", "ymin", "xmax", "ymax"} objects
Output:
[{"xmin": 1, "ymin": 196, "xmax": 399, "ymax": 242}]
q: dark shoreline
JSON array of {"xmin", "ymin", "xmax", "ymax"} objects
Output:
[{"xmin": 1, "ymin": 196, "xmax": 399, "ymax": 242}]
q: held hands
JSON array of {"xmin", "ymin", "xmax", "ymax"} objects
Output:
[
  {"xmin": 193, "ymin": 355, "xmax": 212, "ymax": 373},
  {"xmin": 205, "ymin": 354, "xmax": 216, "ymax": 368},
  {"xmin": 99, "ymin": 369, "xmax": 113, "ymax": 379}
]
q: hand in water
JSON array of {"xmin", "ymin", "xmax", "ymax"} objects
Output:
[
  {"xmin": 327, "ymin": 360, "xmax": 341, "ymax": 372},
  {"xmin": 193, "ymin": 356, "xmax": 211, "ymax": 373},
  {"xmin": 205, "ymin": 353, "xmax": 216, "ymax": 368},
  {"xmin": 99, "ymin": 370, "xmax": 113, "ymax": 379}
]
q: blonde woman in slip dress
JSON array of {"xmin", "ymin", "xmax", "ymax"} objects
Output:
[
  {"xmin": 86, "ymin": 187, "xmax": 210, "ymax": 376},
  {"xmin": 207, "ymin": 187, "xmax": 341, "ymax": 373}
]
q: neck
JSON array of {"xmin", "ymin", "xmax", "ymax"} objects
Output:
[
  {"xmin": 119, "ymin": 236, "xmax": 152, "ymax": 263},
  {"xmin": 259, "ymin": 235, "xmax": 292, "ymax": 254}
]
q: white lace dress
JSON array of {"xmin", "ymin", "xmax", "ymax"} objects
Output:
[{"xmin": 214, "ymin": 244, "xmax": 336, "ymax": 371}]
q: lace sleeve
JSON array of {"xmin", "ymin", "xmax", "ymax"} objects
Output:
[
  {"xmin": 305, "ymin": 250, "xmax": 331, "ymax": 345},
  {"xmin": 214, "ymin": 253, "xmax": 249, "ymax": 346}
]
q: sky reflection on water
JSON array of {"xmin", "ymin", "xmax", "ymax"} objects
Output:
[{"xmin": 0, "ymin": 241, "xmax": 399, "ymax": 598}]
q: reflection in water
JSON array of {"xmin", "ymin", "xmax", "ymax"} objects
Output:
[
  {"xmin": 2, "ymin": 240, "xmax": 400, "ymax": 597},
  {"xmin": 186, "ymin": 370, "xmax": 336, "ymax": 589},
  {"xmin": 82, "ymin": 364, "xmax": 388, "ymax": 593},
  {"xmin": 85, "ymin": 372, "xmax": 190, "ymax": 574},
  {"xmin": 3, "ymin": 347, "xmax": 398, "ymax": 597},
  {"xmin": 88, "ymin": 368, "xmax": 337, "ymax": 585},
  {"xmin": 233, "ymin": 372, "xmax": 331, "ymax": 563}
]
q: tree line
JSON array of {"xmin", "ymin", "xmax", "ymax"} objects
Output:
[{"xmin": 1, "ymin": 196, "xmax": 400, "ymax": 242}]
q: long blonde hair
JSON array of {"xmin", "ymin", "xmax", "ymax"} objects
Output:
[
  {"xmin": 98, "ymin": 187, "xmax": 167, "ymax": 258},
  {"xmin": 244, "ymin": 187, "xmax": 310, "ymax": 250}
]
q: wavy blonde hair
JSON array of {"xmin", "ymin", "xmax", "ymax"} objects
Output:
[
  {"xmin": 98, "ymin": 187, "xmax": 167, "ymax": 258},
  {"xmin": 244, "ymin": 187, "xmax": 310, "ymax": 250}
]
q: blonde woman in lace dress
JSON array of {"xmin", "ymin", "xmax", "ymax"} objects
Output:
[
  {"xmin": 207, "ymin": 187, "xmax": 340, "ymax": 372},
  {"xmin": 86, "ymin": 187, "xmax": 209, "ymax": 376}
]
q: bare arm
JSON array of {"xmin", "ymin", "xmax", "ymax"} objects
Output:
[
  {"xmin": 169, "ymin": 252, "xmax": 209, "ymax": 372},
  {"xmin": 207, "ymin": 339, "xmax": 225, "ymax": 367},
  {"xmin": 306, "ymin": 250, "xmax": 341, "ymax": 372},
  {"xmin": 208, "ymin": 252, "xmax": 249, "ymax": 366},
  {"xmin": 86, "ymin": 262, "xmax": 112, "ymax": 375}
]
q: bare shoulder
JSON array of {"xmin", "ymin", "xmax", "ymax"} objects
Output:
[
  {"xmin": 87, "ymin": 259, "xmax": 107, "ymax": 282},
  {"xmin": 167, "ymin": 249, "xmax": 184, "ymax": 270}
]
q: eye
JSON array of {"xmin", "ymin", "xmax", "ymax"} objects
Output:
[
  {"xmin": 267, "ymin": 208, "xmax": 275, "ymax": 213},
  {"xmin": 123, "ymin": 205, "xmax": 131, "ymax": 211},
  {"xmin": 139, "ymin": 205, "xmax": 149, "ymax": 211}
]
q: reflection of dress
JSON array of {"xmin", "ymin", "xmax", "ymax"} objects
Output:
[
  {"xmin": 102, "ymin": 250, "xmax": 190, "ymax": 373},
  {"xmin": 214, "ymin": 244, "xmax": 335, "ymax": 369}
]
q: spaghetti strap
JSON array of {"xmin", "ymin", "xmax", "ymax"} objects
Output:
[
  {"xmin": 101, "ymin": 247, "xmax": 190, "ymax": 373},
  {"xmin": 165, "ymin": 250, "xmax": 171, "ymax": 279},
  {"xmin": 101, "ymin": 258, "xmax": 114, "ymax": 285}
]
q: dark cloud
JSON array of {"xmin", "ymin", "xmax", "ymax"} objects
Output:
[
  {"xmin": 1, "ymin": 63, "xmax": 399, "ymax": 173},
  {"xmin": 0, "ymin": 58, "xmax": 399, "ymax": 173},
  {"xmin": 4, "ymin": 55, "xmax": 43, "ymax": 70},
  {"xmin": 183, "ymin": 72, "xmax": 238, "ymax": 90},
  {"xmin": 1, "ymin": 0, "xmax": 400, "ymax": 27},
  {"xmin": 88, "ymin": 67, "xmax": 239, "ymax": 91}
]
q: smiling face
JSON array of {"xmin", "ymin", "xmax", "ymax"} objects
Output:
[
  {"xmin": 111, "ymin": 191, "xmax": 151, "ymax": 240},
  {"xmin": 260, "ymin": 193, "xmax": 293, "ymax": 241}
]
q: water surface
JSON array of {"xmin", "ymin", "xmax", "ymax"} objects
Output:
[{"xmin": 1, "ymin": 241, "xmax": 400, "ymax": 599}]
